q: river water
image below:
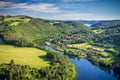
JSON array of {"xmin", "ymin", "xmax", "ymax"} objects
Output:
[{"xmin": 44, "ymin": 46, "xmax": 118, "ymax": 80}]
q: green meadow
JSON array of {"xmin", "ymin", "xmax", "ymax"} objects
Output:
[
  {"xmin": 0, "ymin": 45, "xmax": 50, "ymax": 69},
  {"xmin": 67, "ymin": 43, "xmax": 112, "ymax": 57},
  {"xmin": 4, "ymin": 16, "xmax": 30, "ymax": 22}
]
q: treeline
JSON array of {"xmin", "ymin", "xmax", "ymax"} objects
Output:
[
  {"xmin": 0, "ymin": 59, "xmax": 40, "ymax": 80},
  {"xmin": 0, "ymin": 51, "xmax": 75, "ymax": 80}
]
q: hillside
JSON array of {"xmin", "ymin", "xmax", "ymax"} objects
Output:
[
  {"xmin": 0, "ymin": 15, "xmax": 90, "ymax": 47},
  {"xmin": 0, "ymin": 15, "xmax": 77, "ymax": 79},
  {"xmin": 0, "ymin": 16, "xmax": 59, "ymax": 46},
  {"xmin": 64, "ymin": 21, "xmax": 91, "ymax": 34},
  {"xmin": 91, "ymin": 20, "xmax": 120, "ymax": 27},
  {"xmin": 97, "ymin": 25, "xmax": 120, "ymax": 47}
]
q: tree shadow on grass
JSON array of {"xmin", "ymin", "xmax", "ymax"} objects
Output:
[{"xmin": 38, "ymin": 55, "xmax": 51, "ymax": 63}]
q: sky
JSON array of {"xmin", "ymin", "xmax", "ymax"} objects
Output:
[{"xmin": 0, "ymin": 0, "xmax": 120, "ymax": 20}]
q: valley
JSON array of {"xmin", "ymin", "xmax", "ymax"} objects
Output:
[{"xmin": 0, "ymin": 15, "xmax": 120, "ymax": 80}]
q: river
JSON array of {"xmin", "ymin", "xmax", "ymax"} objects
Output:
[{"xmin": 44, "ymin": 46, "xmax": 118, "ymax": 80}]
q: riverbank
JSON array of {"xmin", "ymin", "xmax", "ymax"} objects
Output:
[{"xmin": 44, "ymin": 46, "xmax": 118, "ymax": 80}]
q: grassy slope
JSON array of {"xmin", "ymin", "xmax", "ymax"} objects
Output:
[
  {"xmin": 0, "ymin": 16, "xmax": 91, "ymax": 47},
  {"xmin": 0, "ymin": 45, "xmax": 50, "ymax": 69},
  {"xmin": 0, "ymin": 16, "xmax": 58, "ymax": 46}
]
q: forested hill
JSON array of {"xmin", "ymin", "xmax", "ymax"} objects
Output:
[
  {"xmin": 0, "ymin": 15, "xmax": 90, "ymax": 47},
  {"xmin": 96, "ymin": 24, "xmax": 120, "ymax": 47},
  {"xmin": 91, "ymin": 20, "xmax": 120, "ymax": 27}
]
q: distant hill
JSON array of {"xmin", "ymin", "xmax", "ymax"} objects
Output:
[
  {"xmin": 0, "ymin": 15, "xmax": 90, "ymax": 46},
  {"xmin": 77, "ymin": 20, "xmax": 101, "ymax": 25},
  {"xmin": 91, "ymin": 20, "xmax": 120, "ymax": 27},
  {"xmin": 63, "ymin": 20, "xmax": 101, "ymax": 27},
  {"xmin": 63, "ymin": 21, "xmax": 91, "ymax": 34},
  {"xmin": 97, "ymin": 24, "xmax": 120, "ymax": 46}
]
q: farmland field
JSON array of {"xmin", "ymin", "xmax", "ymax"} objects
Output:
[{"xmin": 0, "ymin": 45, "xmax": 50, "ymax": 69}]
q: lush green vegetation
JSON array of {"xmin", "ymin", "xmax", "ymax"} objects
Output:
[
  {"xmin": 0, "ymin": 45, "xmax": 50, "ymax": 69},
  {"xmin": 0, "ymin": 15, "xmax": 90, "ymax": 47},
  {"xmin": 40, "ymin": 51, "xmax": 75, "ymax": 80},
  {"xmin": 47, "ymin": 24, "xmax": 120, "ymax": 67},
  {"xmin": 49, "ymin": 42, "xmax": 115, "ymax": 67},
  {"xmin": 0, "ymin": 51, "xmax": 75, "ymax": 80},
  {"xmin": 0, "ymin": 60, "xmax": 40, "ymax": 80},
  {"xmin": 0, "ymin": 15, "xmax": 120, "ymax": 79},
  {"xmin": 0, "ymin": 16, "xmax": 58, "ymax": 46},
  {"xmin": 96, "ymin": 25, "xmax": 120, "ymax": 47}
]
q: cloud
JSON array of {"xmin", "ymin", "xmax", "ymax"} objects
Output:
[
  {"xmin": 0, "ymin": 1, "xmax": 11, "ymax": 7},
  {"xmin": 43, "ymin": 12, "xmax": 119, "ymax": 20},
  {"xmin": 61, "ymin": 0, "xmax": 95, "ymax": 3},
  {"xmin": 0, "ymin": 1, "xmax": 60, "ymax": 13},
  {"xmin": 0, "ymin": 1, "xmax": 119, "ymax": 20},
  {"xmin": 45, "ymin": 13, "xmax": 93, "ymax": 20}
]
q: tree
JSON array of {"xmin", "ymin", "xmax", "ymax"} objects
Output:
[{"xmin": 10, "ymin": 59, "xmax": 15, "ymax": 67}]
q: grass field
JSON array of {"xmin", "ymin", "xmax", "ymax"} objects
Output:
[
  {"xmin": 67, "ymin": 43, "xmax": 110, "ymax": 57},
  {"xmin": 67, "ymin": 43, "xmax": 92, "ymax": 49},
  {"xmin": 10, "ymin": 22, "xmax": 20, "ymax": 26},
  {"xmin": 4, "ymin": 17, "xmax": 20, "ymax": 21},
  {"xmin": 22, "ymin": 19, "xmax": 31, "ymax": 22},
  {"xmin": 92, "ymin": 29, "xmax": 103, "ymax": 34},
  {"xmin": 0, "ymin": 45, "xmax": 50, "ymax": 69},
  {"xmin": 4, "ymin": 17, "xmax": 30, "ymax": 23},
  {"xmin": 67, "ymin": 43, "xmax": 105, "ymax": 51}
]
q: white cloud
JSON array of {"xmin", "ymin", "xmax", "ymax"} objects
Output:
[
  {"xmin": 0, "ymin": 1, "xmax": 60, "ymax": 13},
  {"xmin": 44, "ymin": 12, "xmax": 118, "ymax": 20},
  {"xmin": 0, "ymin": 1, "xmax": 11, "ymax": 8},
  {"xmin": 61, "ymin": 0, "xmax": 95, "ymax": 2},
  {"xmin": 11, "ymin": 3, "xmax": 60, "ymax": 13},
  {"xmin": 45, "ymin": 13, "xmax": 93, "ymax": 20},
  {"xmin": 0, "ymin": 1, "xmax": 119, "ymax": 20}
]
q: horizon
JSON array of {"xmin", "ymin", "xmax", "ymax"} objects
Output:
[
  {"xmin": 1, "ymin": 15, "xmax": 120, "ymax": 21},
  {"xmin": 0, "ymin": 0, "xmax": 120, "ymax": 20}
]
